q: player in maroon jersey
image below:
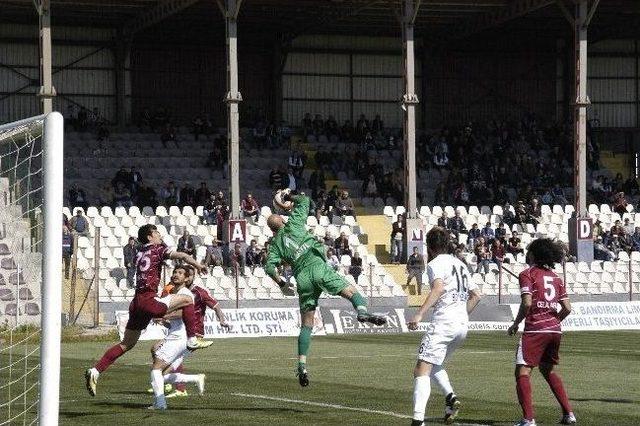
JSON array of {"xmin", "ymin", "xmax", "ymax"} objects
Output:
[
  {"xmin": 85, "ymin": 224, "xmax": 213, "ymax": 397},
  {"xmin": 507, "ymin": 239, "xmax": 576, "ymax": 426}
]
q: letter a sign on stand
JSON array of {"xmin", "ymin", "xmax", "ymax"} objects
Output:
[{"xmin": 228, "ymin": 220, "xmax": 247, "ymax": 243}]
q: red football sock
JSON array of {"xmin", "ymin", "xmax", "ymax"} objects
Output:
[
  {"xmin": 174, "ymin": 364, "xmax": 187, "ymax": 392},
  {"xmin": 181, "ymin": 303, "xmax": 197, "ymax": 338},
  {"xmin": 546, "ymin": 372, "xmax": 572, "ymax": 415},
  {"xmin": 95, "ymin": 344, "xmax": 125, "ymax": 373},
  {"xmin": 516, "ymin": 375, "xmax": 534, "ymax": 420}
]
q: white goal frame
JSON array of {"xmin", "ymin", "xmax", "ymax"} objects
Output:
[{"xmin": 0, "ymin": 112, "xmax": 63, "ymax": 426}]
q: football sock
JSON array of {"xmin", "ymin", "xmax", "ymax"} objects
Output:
[
  {"xmin": 164, "ymin": 373, "xmax": 201, "ymax": 384},
  {"xmin": 174, "ymin": 363, "xmax": 187, "ymax": 392},
  {"xmin": 298, "ymin": 326, "xmax": 313, "ymax": 361},
  {"xmin": 545, "ymin": 372, "xmax": 572, "ymax": 415},
  {"xmin": 95, "ymin": 344, "xmax": 125, "ymax": 373},
  {"xmin": 412, "ymin": 375, "xmax": 431, "ymax": 421},
  {"xmin": 430, "ymin": 365, "xmax": 454, "ymax": 397},
  {"xmin": 151, "ymin": 369, "xmax": 165, "ymax": 398},
  {"xmin": 181, "ymin": 303, "xmax": 197, "ymax": 338},
  {"xmin": 349, "ymin": 293, "xmax": 368, "ymax": 313},
  {"xmin": 516, "ymin": 375, "xmax": 534, "ymax": 420}
]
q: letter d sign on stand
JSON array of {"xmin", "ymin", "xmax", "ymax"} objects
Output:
[
  {"xmin": 568, "ymin": 216, "xmax": 593, "ymax": 262},
  {"xmin": 578, "ymin": 219, "xmax": 593, "ymax": 240}
]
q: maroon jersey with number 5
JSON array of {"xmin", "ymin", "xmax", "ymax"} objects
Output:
[
  {"xmin": 519, "ymin": 266, "xmax": 568, "ymax": 334},
  {"xmin": 135, "ymin": 243, "xmax": 171, "ymax": 296}
]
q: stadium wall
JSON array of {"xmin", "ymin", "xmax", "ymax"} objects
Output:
[{"xmin": 0, "ymin": 24, "xmax": 130, "ymax": 124}]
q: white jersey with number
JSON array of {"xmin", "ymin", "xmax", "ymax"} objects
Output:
[{"xmin": 426, "ymin": 254, "xmax": 478, "ymax": 324}]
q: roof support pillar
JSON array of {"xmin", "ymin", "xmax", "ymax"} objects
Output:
[
  {"xmin": 402, "ymin": 0, "xmax": 419, "ymax": 220},
  {"xmin": 218, "ymin": 0, "xmax": 243, "ymax": 219},
  {"xmin": 36, "ymin": 0, "xmax": 56, "ymax": 114}
]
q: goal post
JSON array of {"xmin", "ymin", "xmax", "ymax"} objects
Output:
[
  {"xmin": 0, "ymin": 112, "xmax": 63, "ymax": 426},
  {"xmin": 39, "ymin": 112, "xmax": 63, "ymax": 426}
]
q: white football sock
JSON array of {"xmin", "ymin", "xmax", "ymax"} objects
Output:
[
  {"xmin": 431, "ymin": 365, "xmax": 454, "ymax": 396},
  {"xmin": 150, "ymin": 369, "xmax": 165, "ymax": 398},
  {"xmin": 164, "ymin": 373, "xmax": 201, "ymax": 384},
  {"xmin": 413, "ymin": 375, "xmax": 431, "ymax": 421}
]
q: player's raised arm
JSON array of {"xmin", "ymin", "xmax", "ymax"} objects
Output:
[
  {"xmin": 169, "ymin": 251, "xmax": 207, "ymax": 275},
  {"xmin": 264, "ymin": 244, "xmax": 294, "ymax": 295},
  {"xmin": 466, "ymin": 289, "xmax": 482, "ymax": 314}
]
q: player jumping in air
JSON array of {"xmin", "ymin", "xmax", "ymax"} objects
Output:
[
  {"xmin": 508, "ymin": 238, "xmax": 576, "ymax": 426},
  {"xmin": 149, "ymin": 264, "xmax": 231, "ymax": 399},
  {"xmin": 266, "ymin": 189, "xmax": 387, "ymax": 387},
  {"xmin": 407, "ymin": 227, "xmax": 482, "ymax": 426},
  {"xmin": 85, "ymin": 224, "xmax": 213, "ymax": 397}
]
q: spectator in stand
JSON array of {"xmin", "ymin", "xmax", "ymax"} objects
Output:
[
  {"xmin": 288, "ymin": 150, "xmax": 305, "ymax": 179},
  {"xmin": 623, "ymin": 176, "xmax": 639, "ymax": 197},
  {"xmin": 204, "ymin": 240, "xmax": 223, "ymax": 271},
  {"xmin": 327, "ymin": 248, "xmax": 340, "ymax": 271},
  {"xmin": 161, "ymin": 181, "xmax": 179, "ymax": 206},
  {"xmin": 62, "ymin": 224, "xmax": 73, "ymax": 279},
  {"xmin": 478, "ymin": 222, "xmax": 493, "ymax": 243},
  {"xmin": 302, "ymin": 113, "xmax": 313, "ymax": 138},
  {"xmin": 308, "ymin": 167, "xmax": 326, "ymax": 200},
  {"xmin": 269, "ymin": 167, "xmax": 284, "ymax": 190},
  {"xmin": 195, "ymin": 182, "xmax": 211, "ymax": 207},
  {"xmin": 491, "ymin": 239, "xmax": 506, "ymax": 266},
  {"xmin": 278, "ymin": 120, "xmax": 292, "ymax": 148},
  {"xmin": 495, "ymin": 222, "xmax": 507, "ymax": 242},
  {"xmin": 631, "ymin": 227, "xmax": 640, "ymax": 251},
  {"xmin": 494, "ymin": 184, "xmax": 510, "ymax": 205},
  {"xmin": 230, "ymin": 243, "xmax": 246, "ymax": 276},
  {"xmin": 454, "ymin": 243, "xmax": 473, "ymax": 273},
  {"xmin": 349, "ymin": 251, "xmax": 363, "ymax": 283},
  {"xmin": 112, "ymin": 166, "xmax": 130, "ymax": 190},
  {"xmin": 448, "ymin": 210, "xmax": 467, "ymax": 237},
  {"xmin": 136, "ymin": 182, "xmax": 157, "ymax": 208},
  {"xmin": 160, "ymin": 123, "xmax": 178, "ymax": 148},
  {"xmin": 335, "ymin": 190, "xmax": 356, "ymax": 218},
  {"xmin": 474, "ymin": 237, "xmax": 491, "ymax": 275},
  {"xmin": 468, "ymin": 223, "xmax": 481, "ymax": 249},
  {"xmin": 341, "ymin": 119, "xmax": 354, "ymax": 143},
  {"xmin": 192, "ymin": 114, "xmax": 205, "ymax": 141},
  {"xmin": 266, "ymin": 122, "xmax": 279, "ymax": 149},
  {"xmin": 285, "ymin": 167, "xmax": 297, "ymax": 191},
  {"xmin": 623, "ymin": 218, "xmax": 634, "ymax": 235},
  {"xmin": 607, "ymin": 234, "xmax": 623, "ymax": 260},
  {"xmin": 113, "ymin": 182, "xmax": 133, "ymax": 208},
  {"xmin": 68, "ymin": 183, "xmax": 88, "ymax": 211},
  {"xmin": 177, "ymin": 230, "xmax": 196, "ymax": 258},
  {"xmin": 179, "ymin": 183, "xmax": 195, "ymax": 208},
  {"xmin": 245, "ymin": 240, "xmax": 261, "ymax": 273},
  {"xmin": 98, "ymin": 184, "xmax": 114, "ymax": 208},
  {"xmin": 610, "ymin": 220, "xmax": 625, "ymax": 236},
  {"xmin": 326, "ymin": 115, "xmax": 339, "ymax": 142},
  {"xmin": 372, "ymin": 114, "xmax": 384, "ymax": 135},
  {"xmin": 552, "ymin": 183, "xmax": 568, "ymax": 204},
  {"xmin": 362, "ymin": 173, "xmax": 378, "ymax": 199},
  {"xmin": 241, "ymin": 193, "xmax": 260, "ymax": 222},
  {"xmin": 437, "ymin": 212, "xmax": 448, "ymax": 229},
  {"xmin": 514, "ymin": 201, "xmax": 528, "ymax": 225},
  {"xmin": 390, "ymin": 214, "xmax": 405, "ymax": 264},
  {"xmin": 355, "ymin": 114, "xmax": 369, "ymax": 142},
  {"xmin": 123, "ymin": 237, "xmax": 137, "ymax": 288},
  {"xmin": 527, "ymin": 198, "xmax": 542, "ymax": 224},
  {"xmin": 593, "ymin": 220, "xmax": 604, "ymax": 240},
  {"xmin": 129, "ymin": 167, "xmax": 142, "ymax": 196},
  {"xmin": 334, "ymin": 232, "xmax": 352, "ymax": 258},
  {"xmin": 594, "ymin": 236, "xmax": 615, "ymax": 261},
  {"xmin": 507, "ymin": 231, "xmax": 524, "ymax": 255},
  {"xmin": 541, "ymin": 189, "xmax": 553, "ymax": 205},
  {"xmin": 502, "ymin": 202, "xmax": 515, "ymax": 227},
  {"xmin": 434, "ymin": 182, "xmax": 448, "ymax": 205},
  {"xmin": 405, "ymin": 247, "xmax": 425, "ymax": 294},
  {"xmin": 312, "ymin": 114, "xmax": 325, "ymax": 138},
  {"xmin": 612, "ymin": 191, "xmax": 628, "ymax": 215}
]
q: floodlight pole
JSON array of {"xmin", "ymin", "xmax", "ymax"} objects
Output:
[
  {"xmin": 402, "ymin": 0, "xmax": 422, "ymax": 262},
  {"xmin": 36, "ymin": 0, "xmax": 56, "ymax": 114},
  {"xmin": 219, "ymin": 0, "xmax": 243, "ymax": 220}
]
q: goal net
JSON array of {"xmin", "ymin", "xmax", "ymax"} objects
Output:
[{"xmin": 0, "ymin": 113, "xmax": 63, "ymax": 425}]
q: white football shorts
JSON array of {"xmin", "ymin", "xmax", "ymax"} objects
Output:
[
  {"xmin": 155, "ymin": 338, "xmax": 187, "ymax": 365},
  {"xmin": 417, "ymin": 322, "xmax": 468, "ymax": 366}
]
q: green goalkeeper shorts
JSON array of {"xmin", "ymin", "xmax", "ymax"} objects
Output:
[{"xmin": 294, "ymin": 257, "xmax": 349, "ymax": 313}]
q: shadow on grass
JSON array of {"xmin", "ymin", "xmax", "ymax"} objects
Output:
[
  {"xmin": 94, "ymin": 401, "xmax": 306, "ymax": 413},
  {"xmin": 426, "ymin": 417, "xmax": 497, "ymax": 425},
  {"xmin": 571, "ymin": 397, "xmax": 636, "ymax": 404}
]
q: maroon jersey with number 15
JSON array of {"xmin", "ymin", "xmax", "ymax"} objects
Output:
[
  {"xmin": 135, "ymin": 243, "xmax": 172, "ymax": 296},
  {"xmin": 519, "ymin": 266, "xmax": 568, "ymax": 334}
]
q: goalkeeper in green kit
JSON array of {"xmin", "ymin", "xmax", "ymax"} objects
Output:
[{"xmin": 265, "ymin": 189, "xmax": 387, "ymax": 387}]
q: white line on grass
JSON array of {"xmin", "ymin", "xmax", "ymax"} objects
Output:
[{"xmin": 231, "ymin": 393, "xmax": 488, "ymax": 425}]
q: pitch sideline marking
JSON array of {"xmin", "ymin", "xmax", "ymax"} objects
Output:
[{"xmin": 231, "ymin": 392, "xmax": 487, "ymax": 425}]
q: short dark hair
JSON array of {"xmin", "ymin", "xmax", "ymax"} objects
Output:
[
  {"xmin": 138, "ymin": 224, "xmax": 157, "ymax": 244},
  {"xmin": 527, "ymin": 238, "xmax": 564, "ymax": 270},
  {"xmin": 426, "ymin": 226, "xmax": 450, "ymax": 256},
  {"xmin": 173, "ymin": 265, "xmax": 192, "ymax": 278}
]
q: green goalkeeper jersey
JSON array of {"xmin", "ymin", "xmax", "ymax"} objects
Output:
[{"xmin": 265, "ymin": 195, "xmax": 326, "ymax": 278}]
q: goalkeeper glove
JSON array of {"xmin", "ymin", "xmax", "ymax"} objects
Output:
[{"xmin": 277, "ymin": 278, "xmax": 296, "ymax": 296}]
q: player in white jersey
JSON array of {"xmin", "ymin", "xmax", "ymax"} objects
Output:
[
  {"xmin": 149, "ymin": 266, "xmax": 206, "ymax": 410},
  {"xmin": 407, "ymin": 227, "xmax": 482, "ymax": 426}
]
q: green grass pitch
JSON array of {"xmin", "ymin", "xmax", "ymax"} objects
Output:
[{"xmin": 58, "ymin": 331, "xmax": 639, "ymax": 425}]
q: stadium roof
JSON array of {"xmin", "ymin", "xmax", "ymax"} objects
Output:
[{"xmin": 1, "ymin": 0, "xmax": 639, "ymax": 43}]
